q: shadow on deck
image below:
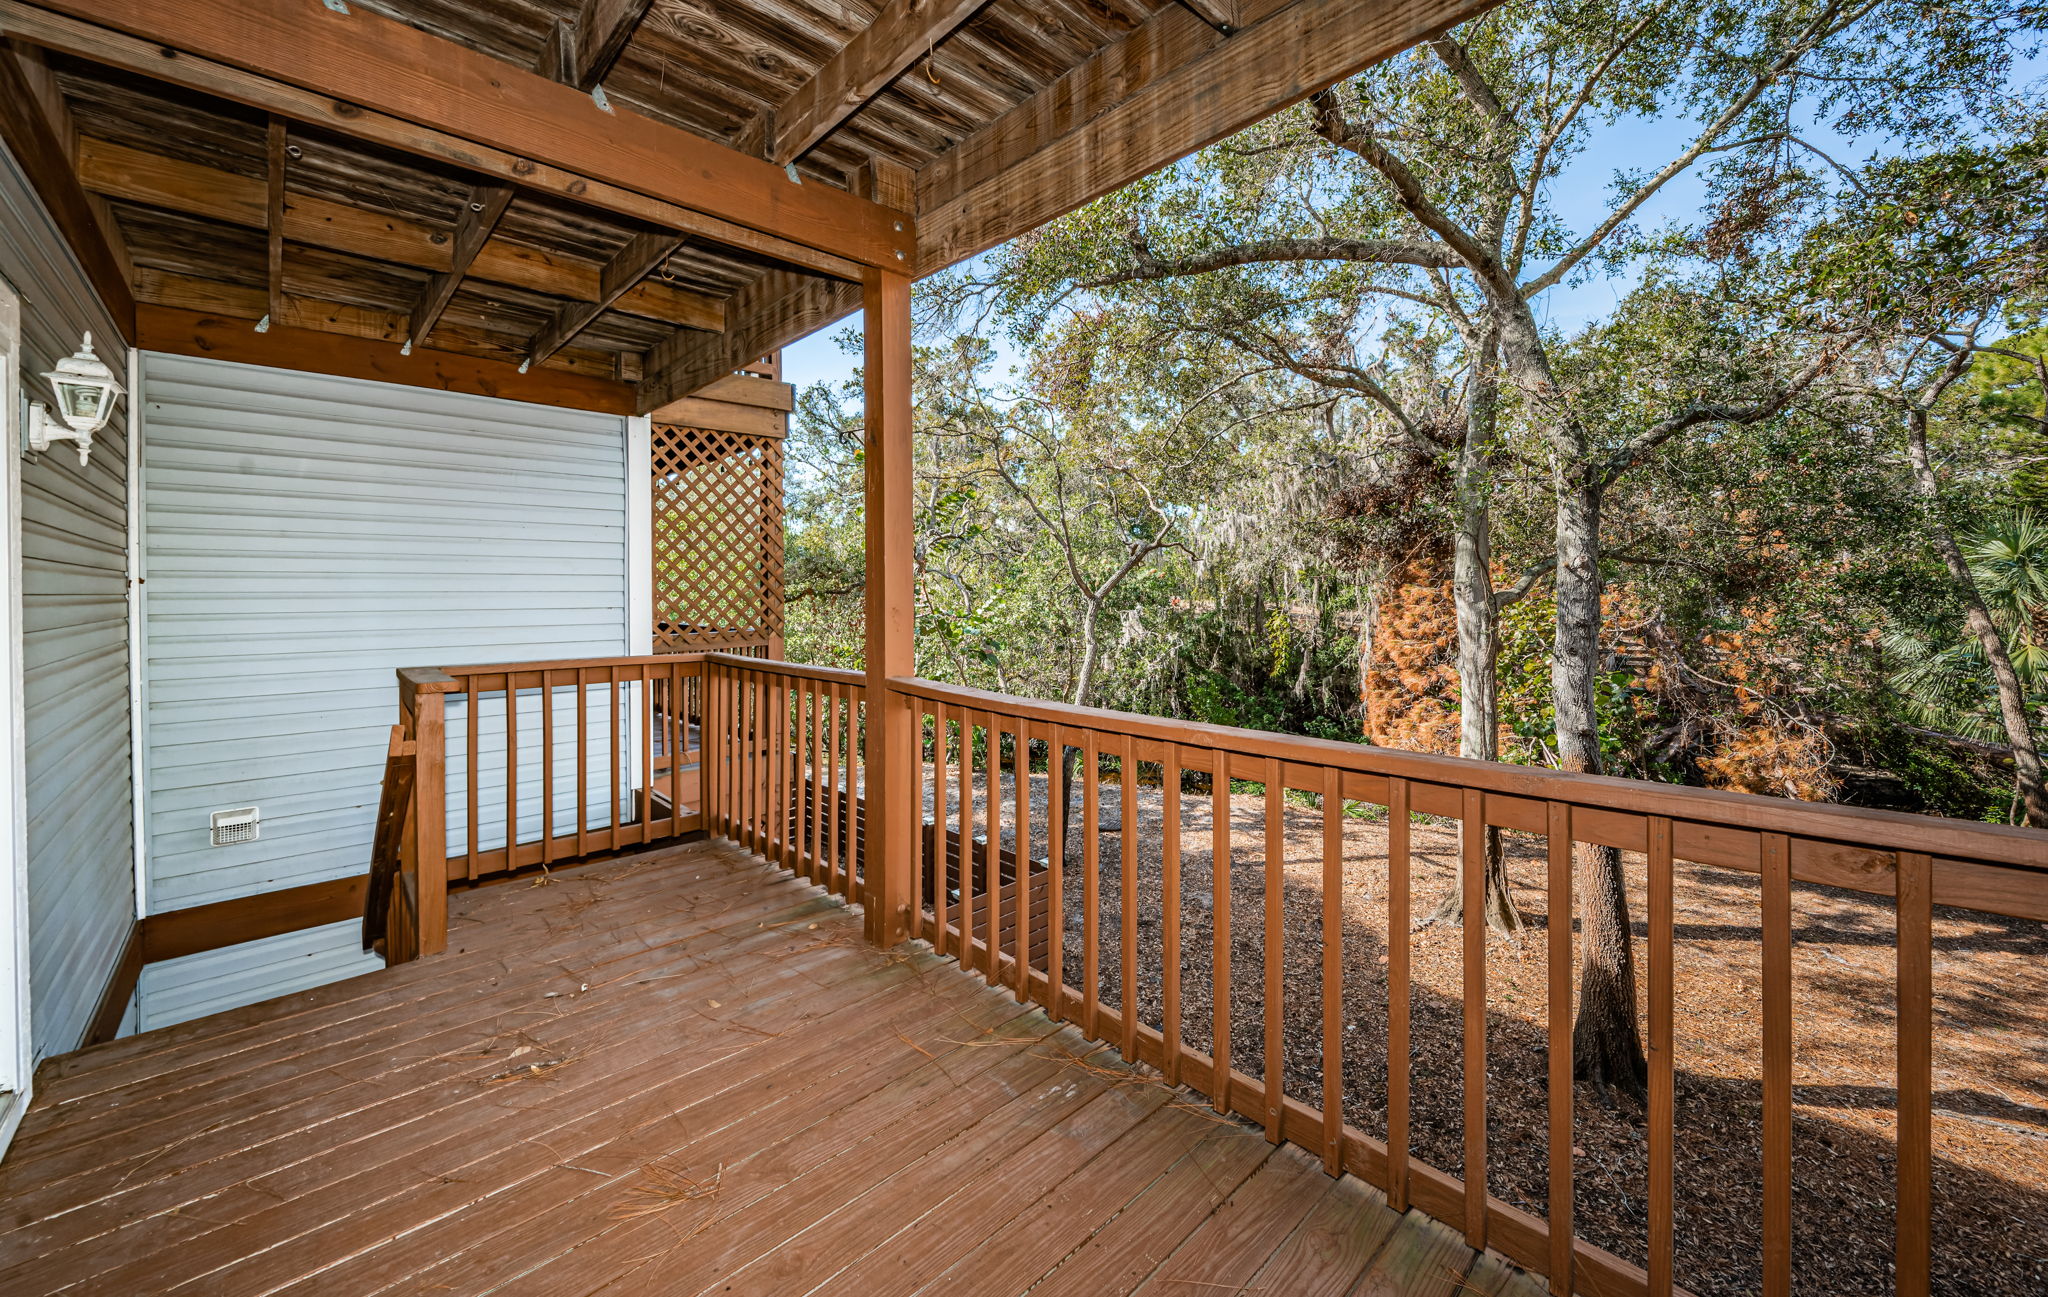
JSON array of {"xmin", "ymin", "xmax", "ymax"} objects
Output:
[{"xmin": 0, "ymin": 840, "xmax": 1540, "ymax": 1296}]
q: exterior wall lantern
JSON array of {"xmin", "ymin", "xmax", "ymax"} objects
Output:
[{"xmin": 27, "ymin": 332, "xmax": 123, "ymax": 467}]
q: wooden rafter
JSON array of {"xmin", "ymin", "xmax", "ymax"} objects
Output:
[
  {"xmin": 74, "ymin": 137, "xmax": 722, "ymax": 332},
  {"xmin": 0, "ymin": 42, "xmax": 133, "ymax": 336},
  {"xmin": 756, "ymin": 0, "xmax": 989, "ymax": 166},
  {"xmin": 524, "ymin": 228, "xmax": 682, "ymax": 368},
  {"xmin": 408, "ymin": 181, "xmax": 514, "ymax": 349},
  {"xmin": 6, "ymin": 0, "xmax": 914, "ymax": 268},
  {"xmin": 1177, "ymin": 0, "xmax": 1243, "ymax": 32},
  {"xmin": 914, "ymin": 0, "xmax": 1498, "ymax": 273},
  {"xmin": 264, "ymin": 115, "xmax": 285, "ymax": 323},
  {"xmin": 637, "ymin": 270, "xmax": 857, "ymax": 413},
  {"xmin": 538, "ymin": 0, "xmax": 654, "ymax": 93},
  {"xmin": 138, "ymin": 303, "xmax": 635, "ymax": 412}
]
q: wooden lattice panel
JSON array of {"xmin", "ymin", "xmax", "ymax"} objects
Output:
[{"xmin": 651, "ymin": 424, "xmax": 785, "ymax": 654}]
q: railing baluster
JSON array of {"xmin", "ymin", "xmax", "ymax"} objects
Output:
[
  {"xmin": 575, "ymin": 668, "xmax": 588, "ymax": 855},
  {"xmin": 987, "ymin": 718, "xmax": 1005, "ymax": 984},
  {"xmin": 933, "ymin": 700, "xmax": 949, "ymax": 958},
  {"xmin": 1082, "ymin": 729, "xmax": 1101, "ymax": 1038},
  {"xmin": 961, "ymin": 709, "xmax": 979, "ymax": 973},
  {"xmin": 639, "ymin": 664, "xmax": 654, "ymax": 845},
  {"xmin": 846, "ymin": 689, "xmax": 860, "ymax": 901},
  {"xmin": 809, "ymin": 685, "xmax": 824, "ymax": 883},
  {"xmin": 1120, "ymin": 733, "xmax": 1139, "ymax": 1062},
  {"xmin": 773, "ymin": 673, "xmax": 789, "ymax": 868},
  {"xmin": 1046, "ymin": 725, "xmax": 1066, "ymax": 1022},
  {"xmin": 1263, "ymin": 757, "xmax": 1284, "ymax": 1143},
  {"xmin": 1897, "ymin": 849, "xmax": 1933, "ymax": 1297},
  {"xmin": 668, "ymin": 660, "xmax": 683, "ymax": 836},
  {"xmin": 1322, "ymin": 764, "xmax": 1343, "ymax": 1175},
  {"xmin": 793, "ymin": 680, "xmax": 810, "ymax": 879},
  {"xmin": 541, "ymin": 670, "xmax": 555, "ymax": 862},
  {"xmin": 1547, "ymin": 800, "xmax": 1575, "ymax": 1296},
  {"xmin": 1462, "ymin": 785, "xmax": 1487, "ymax": 1247},
  {"xmin": 1387, "ymin": 775, "xmax": 1412, "ymax": 1212},
  {"xmin": 1162, "ymin": 741, "xmax": 1183, "ymax": 1087},
  {"xmin": 1762, "ymin": 830, "xmax": 1793, "ymax": 1297},
  {"xmin": 1648, "ymin": 815, "xmax": 1675, "ymax": 1297},
  {"xmin": 607, "ymin": 667, "xmax": 621, "ymax": 851},
  {"xmin": 1014, "ymin": 720, "xmax": 1031, "ymax": 1001},
  {"xmin": 506, "ymin": 674, "xmax": 519, "ymax": 863},
  {"xmin": 1212, "ymin": 747, "xmax": 1231, "ymax": 1116},
  {"xmin": 466, "ymin": 675, "xmax": 480, "ymax": 880}
]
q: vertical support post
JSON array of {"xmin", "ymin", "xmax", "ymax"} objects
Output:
[
  {"xmin": 862, "ymin": 266, "xmax": 915, "ymax": 947},
  {"xmin": 412, "ymin": 688, "xmax": 449, "ymax": 956}
]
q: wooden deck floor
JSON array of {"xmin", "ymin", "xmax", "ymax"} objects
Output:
[{"xmin": 0, "ymin": 840, "xmax": 1541, "ymax": 1297}]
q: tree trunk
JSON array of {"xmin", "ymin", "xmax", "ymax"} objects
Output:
[
  {"xmin": 1553, "ymin": 471, "xmax": 1648, "ymax": 1094},
  {"xmin": 1426, "ymin": 357, "xmax": 1524, "ymax": 933},
  {"xmin": 1906, "ymin": 410, "xmax": 2048, "ymax": 825}
]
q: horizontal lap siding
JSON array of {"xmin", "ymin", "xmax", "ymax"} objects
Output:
[
  {"xmin": 140, "ymin": 354, "xmax": 628, "ymax": 1023},
  {"xmin": 2, "ymin": 142, "xmax": 136, "ymax": 1060}
]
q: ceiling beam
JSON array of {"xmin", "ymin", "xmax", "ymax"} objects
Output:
[
  {"xmin": 74, "ymin": 137, "xmax": 724, "ymax": 333},
  {"xmin": 914, "ymin": 0, "xmax": 1500, "ymax": 274},
  {"xmin": 0, "ymin": 43, "xmax": 134, "ymax": 337},
  {"xmin": 538, "ymin": 0, "xmax": 655, "ymax": 93},
  {"xmin": 636, "ymin": 271, "xmax": 858, "ymax": 413},
  {"xmin": 524, "ymin": 228, "xmax": 682, "ymax": 367},
  {"xmin": 408, "ymin": 182, "xmax": 513, "ymax": 348},
  {"xmin": 8, "ymin": 0, "xmax": 914, "ymax": 268},
  {"xmin": 1176, "ymin": 0, "xmax": 1243, "ymax": 32},
  {"xmin": 138, "ymin": 303, "xmax": 634, "ymax": 413},
  {"xmin": 264, "ymin": 115, "xmax": 285, "ymax": 322},
  {"xmin": 756, "ymin": 0, "xmax": 989, "ymax": 166}
]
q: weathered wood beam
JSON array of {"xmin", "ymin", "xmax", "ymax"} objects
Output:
[
  {"xmin": 1177, "ymin": 0, "xmax": 1243, "ymax": 32},
  {"xmin": 635, "ymin": 270, "xmax": 858, "ymax": 412},
  {"xmin": 915, "ymin": 0, "xmax": 1500, "ymax": 273},
  {"xmin": 7, "ymin": 42, "xmax": 133, "ymax": 283},
  {"xmin": 75, "ymin": 137, "xmax": 723, "ymax": 332},
  {"xmin": 757, "ymin": 0, "xmax": 989, "ymax": 166},
  {"xmin": 538, "ymin": 0, "xmax": 654, "ymax": 92},
  {"xmin": 139, "ymin": 303, "xmax": 635, "ymax": 413},
  {"xmin": 0, "ymin": 3, "xmax": 868, "ymax": 282},
  {"xmin": 408, "ymin": 181, "xmax": 513, "ymax": 348},
  {"xmin": 0, "ymin": 42, "xmax": 134, "ymax": 336},
  {"xmin": 137, "ymin": 269, "xmax": 640, "ymax": 381},
  {"xmin": 264, "ymin": 115, "xmax": 285, "ymax": 322},
  {"xmin": 9, "ymin": 0, "xmax": 914, "ymax": 268},
  {"xmin": 524, "ymin": 228, "xmax": 681, "ymax": 367}
]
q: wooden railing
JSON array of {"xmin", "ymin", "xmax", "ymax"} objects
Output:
[
  {"xmin": 386, "ymin": 653, "xmax": 711, "ymax": 956},
  {"xmin": 376, "ymin": 652, "xmax": 2048, "ymax": 1296}
]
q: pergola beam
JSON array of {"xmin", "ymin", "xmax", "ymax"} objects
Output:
[
  {"xmin": 74, "ymin": 136, "xmax": 723, "ymax": 333},
  {"xmin": 636, "ymin": 270, "xmax": 858, "ymax": 412},
  {"xmin": 264, "ymin": 116, "xmax": 285, "ymax": 322},
  {"xmin": 538, "ymin": 0, "xmax": 655, "ymax": 92},
  {"xmin": 914, "ymin": 0, "xmax": 1499, "ymax": 273},
  {"xmin": 2, "ymin": 0, "xmax": 912, "ymax": 270},
  {"xmin": 757, "ymin": 0, "xmax": 989, "ymax": 166},
  {"xmin": 408, "ymin": 182, "xmax": 514, "ymax": 349},
  {"xmin": 524, "ymin": 228, "xmax": 682, "ymax": 367}
]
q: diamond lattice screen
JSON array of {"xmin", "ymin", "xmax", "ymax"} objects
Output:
[{"xmin": 651, "ymin": 424, "xmax": 785, "ymax": 654}]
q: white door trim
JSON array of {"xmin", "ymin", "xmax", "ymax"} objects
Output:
[
  {"xmin": 626, "ymin": 415, "xmax": 652, "ymax": 656},
  {"xmin": 0, "ymin": 278, "xmax": 34, "ymax": 1155}
]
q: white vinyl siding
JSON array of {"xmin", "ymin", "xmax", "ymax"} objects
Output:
[
  {"xmin": 139, "ymin": 353, "xmax": 628, "ymax": 1026},
  {"xmin": 1, "ymin": 142, "xmax": 135, "ymax": 1061}
]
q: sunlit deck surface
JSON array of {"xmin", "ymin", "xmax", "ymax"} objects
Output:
[{"xmin": 0, "ymin": 839, "xmax": 1541, "ymax": 1296}]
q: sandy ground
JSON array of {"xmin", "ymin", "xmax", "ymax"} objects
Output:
[{"xmin": 915, "ymin": 758, "xmax": 2048, "ymax": 1297}]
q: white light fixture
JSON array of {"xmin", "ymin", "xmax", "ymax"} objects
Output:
[{"xmin": 27, "ymin": 331, "xmax": 123, "ymax": 467}]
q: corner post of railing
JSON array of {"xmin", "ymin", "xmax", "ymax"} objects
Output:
[
  {"xmin": 861, "ymin": 265, "xmax": 916, "ymax": 947},
  {"xmin": 400, "ymin": 670, "xmax": 451, "ymax": 957}
]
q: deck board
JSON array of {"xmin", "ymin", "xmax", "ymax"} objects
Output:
[{"xmin": 0, "ymin": 839, "xmax": 1542, "ymax": 1296}]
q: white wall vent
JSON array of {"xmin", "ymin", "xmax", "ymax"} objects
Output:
[{"xmin": 210, "ymin": 807, "xmax": 260, "ymax": 847}]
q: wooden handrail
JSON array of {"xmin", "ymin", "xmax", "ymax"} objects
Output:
[{"xmin": 885, "ymin": 675, "xmax": 2047, "ymax": 874}]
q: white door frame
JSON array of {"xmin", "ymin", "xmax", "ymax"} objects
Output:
[{"xmin": 0, "ymin": 279, "xmax": 34, "ymax": 1153}]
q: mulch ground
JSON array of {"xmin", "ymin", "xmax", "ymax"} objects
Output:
[{"xmin": 921, "ymin": 761, "xmax": 2048, "ymax": 1297}]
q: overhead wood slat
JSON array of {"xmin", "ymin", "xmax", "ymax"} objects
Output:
[
  {"xmin": 14, "ymin": 0, "xmax": 916, "ymax": 266},
  {"xmin": 525, "ymin": 228, "xmax": 683, "ymax": 366},
  {"xmin": 408, "ymin": 181, "xmax": 513, "ymax": 348},
  {"xmin": 264, "ymin": 115, "xmax": 285, "ymax": 320},
  {"xmin": 73, "ymin": 136, "xmax": 724, "ymax": 332},
  {"xmin": 0, "ymin": 0, "xmax": 871, "ymax": 282},
  {"xmin": 758, "ymin": 0, "xmax": 992, "ymax": 167},
  {"xmin": 915, "ymin": 0, "xmax": 1498, "ymax": 273},
  {"xmin": 638, "ymin": 270, "xmax": 859, "ymax": 410},
  {"xmin": 538, "ymin": 0, "xmax": 655, "ymax": 92}
]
